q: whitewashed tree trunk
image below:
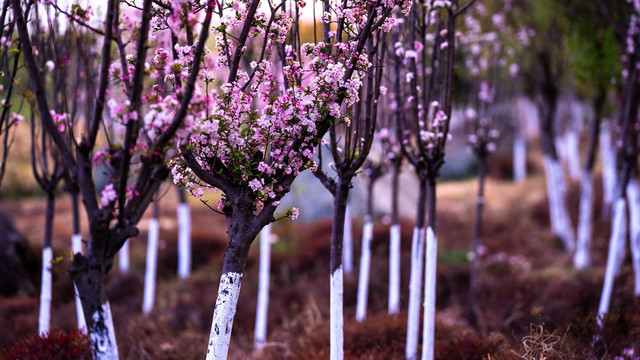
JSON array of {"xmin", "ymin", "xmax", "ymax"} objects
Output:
[
  {"xmin": 177, "ymin": 203, "xmax": 191, "ymax": 279},
  {"xmin": 330, "ymin": 266, "xmax": 344, "ymax": 360},
  {"xmin": 355, "ymin": 219, "xmax": 374, "ymax": 321},
  {"xmin": 574, "ymin": 172, "xmax": 593, "ymax": 269},
  {"xmin": 543, "ymin": 156, "xmax": 560, "ymax": 235},
  {"xmin": 597, "ymin": 199, "xmax": 627, "ymax": 327},
  {"xmin": 600, "ymin": 125, "xmax": 616, "ymax": 213},
  {"xmin": 555, "ymin": 136, "xmax": 568, "ymax": 173},
  {"xmin": 513, "ymin": 134, "xmax": 527, "ymax": 182},
  {"xmin": 627, "ymin": 180, "xmax": 640, "ymax": 295},
  {"xmin": 343, "ymin": 204, "xmax": 353, "ymax": 275},
  {"xmin": 421, "ymin": 227, "xmax": 437, "ymax": 360},
  {"xmin": 118, "ymin": 239, "xmax": 130, "ymax": 273},
  {"xmin": 90, "ymin": 301, "xmax": 120, "ymax": 360},
  {"xmin": 388, "ymin": 224, "xmax": 401, "ymax": 314},
  {"xmin": 72, "ymin": 234, "xmax": 87, "ymax": 332},
  {"xmin": 543, "ymin": 156, "xmax": 575, "ymax": 251},
  {"xmin": 254, "ymin": 224, "xmax": 271, "ymax": 349},
  {"xmin": 566, "ymin": 131, "xmax": 581, "ymax": 181},
  {"xmin": 405, "ymin": 227, "xmax": 424, "ymax": 360},
  {"xmin": 38, "ymin": 246, "xmax": 53, "ymax": 336},
  {"xmin": 206, "ymin": 272, "xmax": 243, "ymax": 360},
  {"xmin": 612, "ymin": 198, "xmax": 628, "ymax": 277},
  {"xmin": 142, "ymin": 218, "xmax": 159, "ymax": 315}
]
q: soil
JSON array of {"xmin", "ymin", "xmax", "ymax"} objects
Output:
[{"xmin": 0, "ymin": 165, "xmax": 639, "ymax": 359}]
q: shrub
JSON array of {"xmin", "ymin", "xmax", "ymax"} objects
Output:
[{"xmin": 1, "ymin": 329, "xmax": 91, "ymax": 360}]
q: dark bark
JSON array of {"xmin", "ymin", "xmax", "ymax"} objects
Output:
[
  {"xmin": 468, "ymin": 154, "xmax": 486, "ymax": 328},
  {"xmin": 585, "ymin": 91, "xmax": 605, "ymax": 172},
  {"xmin": 365, "ymin": 165, "xmax": 383, "ymax": 219},
  {"xmin": 178, "ymin": 186, "xmax": 187, "ymax": 204},
  {"xmin": 538, "ymin": 51, "xmax": 559, "ymax": 160},
  {"xmin": 390, "ymin": 157, "xmax": 401, "ymax": 225},
  {"xmin": 426, "ymin": 175, "xmax": 437, "ymax": 230},
  {"xmin": 44, "ymin": 192, "xmax": 55, "ymax": 249},
  {"xmin": 220, "ymin": 190, "xmax": 265, "ymax": 275},
  {"xmin": 616, "ymin": 34, "xmax": 640, "ymax": 199},
  {"xmin": 330, "ymin": 181, "xmax": 351, "ymax": 274},
  {"xmin": 415, "ymin": 176, "xmax": 428, "ymax": 229}
]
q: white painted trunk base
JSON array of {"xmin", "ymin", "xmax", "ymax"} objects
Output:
[
  {"xmin": 254, "ymin": 224, "xmax": 271, "ymax": 349},
  {"xmin": 599, "ymin": 126, "xmax": 616, "ymax": 211},
  {"xmin": 612, "ymin": 199, "xmax": 628, "ymax": 278},
  {"xmin": 597, "ymin": 199, "xmax": 626, "ymax": 327},
  {"xmin": 39, "ymin": 246, "xmax": 53, "ymax": 336},
  {"xmin": 405, "ymin": 227, "xmax": 425, "ymax": 360},
  {"xmin": 421, "ymin": 227, "xmax": 437, "ymax": 360},
  {"xmin": 627, "ymin": 180, "xmax": 640, "ymax": 295},
  {"xmin": 142, "ymin": 218, "xmax": 159, "ymax": 315},
  {"xmin": 330, "ymin": 266, "xmax": 344, "ymax": 360},
  {"xmin": 543, "ymin": 156, "xmax": 575, "ymax": 251},
  {"xmin": 555, "ymin": 137, "xmax": 568, "ymax": 175},
  {"xmin": 513, "ymin": 135, "xmax": 527, "ymax": 182},
  {"xmin": 388, "ymin": 224, "xmax": 401, "ymax": 314},
  {"xmin": 574, "ymin": 173, "xmax": 593, "ymax": 269},
  {"xmin": 72, "ymin": 234, "xmax": 87, "ymax": 332},
  {"xmin": 343, "ymin": 205, "xmax": 353, "ymax": 275},
  {"xmin": 177, "ymin": 203, "xmax": 191, "ymax": 279},
  {"xmin": 565, "ymin": 131, "xmax": 581, "ymax": 181},
  {"xmin": 207, "ymin": 272, "xmax": 243, "ymax": 360},
  {"xmin": 90, "ymin": 301, "xmax": 119, "ymax": 360},
  {"xmin": 119, "ymin": 239, "xmax": 130, "ymax": 273},
  {"xmin": 355, "ymin": 220, "xmax": 374, "ymax": 322}
]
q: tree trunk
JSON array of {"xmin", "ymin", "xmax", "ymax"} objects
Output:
[
  {"xmin": 118, "ymin": 240, "xmax": 130, "ymax": 273},
  {"xmin": 574, "ymin": 171, "xmax": 593, "ymax": 269},
  {"xmin": 254, "ymin": 223, "xmax": 271, "ymax": 349},
  {"xmin": 575, "ymin": 97, "xmax": 602, "ymax": 269},
  {"xmin": 597, "ymin": 198, "xmax": 627, "ymax": 327},
  {"xmin": 566, "ymin": 130, "xmax": 581, "ymax": 181},
  {"xmin": 72, "ymin": 255, "xmax": 120, "ymax": 359},
  {"xmin": 405, "ymin": 178, "xmax": 427, "ymax": 360},
  {"xmin": 177, "ymin": 190, "xmax": 191, "ymax": 279},
  {"xmin": 38, "ymin": 192, "xmax": 55, "ymax": 336},
  {"xmin": 142, "ymin": 201, "xmax": 159, "ymax": 315},
  {"xmin": 389, "ymin": 159, "xmax": 401, "ymax": 314},
  {"xmin": 513, "ymin": 132, "xmax": 526, "ymax": 182},
  {"xmin": 355, "ymin": 218, "xmax": 373, "ymax": 322},
  {"xmin": 599, "ymin": 124, "xmax": 616, "ymax": 219},
  {"xmin": 543, "ymin": 155, "xmax": 575, "ymax": 251},
  {"xmin": 329, "ymin": 181, "xmax": 349, "ymax": 360},
  {"xmin": 206, "ymin": 207, "xmax": 259, "ymax": 360},
  {"xmin": 356, "ymin": 175, "xmax": 376, "ymax": 321},
  {"xmin": 38, "ymin": 245, "xmax": 53, "ymax": 336},
  {"xmin": 343, "ymin": 203, "xmax": 353, "ymax": 275},
  {"xmin": 70, "ymin": 191, "xmax": 86, "ymax": 332},
  {"xmin": 72, "ymin": 233, "xmax": 87, "ymax": 332},
  {"xmin": 468, "ymin": 155, "xmax": 486, "ymax": 326},
  {"xmin": 421, "ymin": 177, "xmax": 437, "ymax": 360},
  {"xmin": 627, "ymin": 179, "xmax": 640, "ymax": 296}
]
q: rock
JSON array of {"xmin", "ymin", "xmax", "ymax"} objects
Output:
[{"xmin": 0, "ymin": 207, "xmax": 36, "ymax": 296}]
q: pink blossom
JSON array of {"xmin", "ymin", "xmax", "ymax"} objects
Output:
[{"xmin": 100, "ymin": 184, "xmax": 117, "ymax": 206}]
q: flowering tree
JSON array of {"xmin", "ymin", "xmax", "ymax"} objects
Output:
[
  {"xmin": 166, "ymin": 0, "xmax": 403, "ymax": 357},
  {"xmin": 12, "ymin": 0, "xmax": 213, "ymax": 358},
  {"xmin": 355, "ymin": 141, "xmax": 386, "ymax": 322},
  {"xmin": 511, "ymin": 0, "xmax": 576, "ymax": 252},
  {"xmin": 457, "ymin": 2, "xmax": 519, "ymax": 327},
  {"xmin": 378, "ymin": 99, "xmax": 403, "ymax": 315},
  {"xmin": 30, "ymin": 111, "xmax": 65, "ymax": 337},
  {"xmin": 388, "ymin": 0, "xmax": 474, "ymax": 358},
  {"xmin": 597, "ymin": 0, "xmax": 640, "ymax": 327},
  {"xmin": 558, "ymin": 0, "xmax": 623, "ymax": 269}
]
